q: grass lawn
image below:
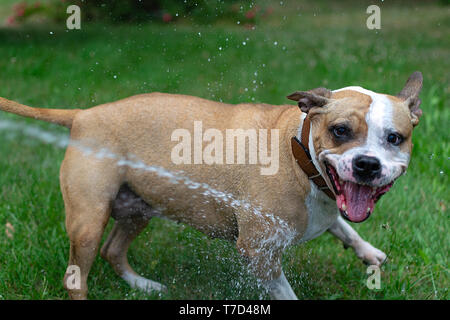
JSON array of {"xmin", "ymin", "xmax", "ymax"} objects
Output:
[{"xmin": 0, "ymin": 1, "xmax": 448, "ymax": 299}]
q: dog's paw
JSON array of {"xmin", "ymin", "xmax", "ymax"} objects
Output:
[
  {"xmin": 122, "ymin": 272, "xmax": 167, "ymax": 294},
  {"xmin": 354, "ymin": 241, "xmax": 387, "ymax": 266}
]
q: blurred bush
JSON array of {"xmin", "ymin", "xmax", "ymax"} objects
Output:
[
  {"xmin": 7, "ymin": 0, "xmax": 274, "ymax": 26},
  {"xmin": 6, "ymin": 1, "xmax": 66, "ymax": 25}
]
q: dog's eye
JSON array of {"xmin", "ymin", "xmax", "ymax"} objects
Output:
[
  {"xmin": 387, "ymin": 133, "xmax": 403, "ymax": 146},
  {"xmin": 332, "ymin": 126, "xmax": 351, "ymax": 139}
]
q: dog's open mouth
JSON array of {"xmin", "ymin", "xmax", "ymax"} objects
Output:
[{"xmin": 325, "ymin": 163, "xmax": 393, "ymax": 223}]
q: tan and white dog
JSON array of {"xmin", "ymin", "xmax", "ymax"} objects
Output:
[{"xmin": 0, "ymin": 72, "xmax": 423, "ymax": 300}]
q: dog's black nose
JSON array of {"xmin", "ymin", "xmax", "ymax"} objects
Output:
[{"xmin": 352, "ymin": 155, "xmax": 381, "ymax": 181}]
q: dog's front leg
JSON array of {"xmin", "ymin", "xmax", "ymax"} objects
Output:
[
  {"xmin": 328, "ymin": 216, "xmax": 387, "ymax": 266},
  {"xmin": 236, "ymin": 237, "xmax": 297, "ymax": 300},
  {"xmin": 264, "ymin": 270, "xmax": 298, "ymax": 300}
]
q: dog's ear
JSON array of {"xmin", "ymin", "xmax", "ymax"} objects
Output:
[
  {"xmin": 287, "ymin": 87, "xmax": 332, "ymax": 113},
  {"xmin": 397, "ymin": 71, "xmax": 423, "ymax": 126}
]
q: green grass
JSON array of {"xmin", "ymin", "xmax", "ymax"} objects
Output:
[{"xmin": 0, "ymin": 1, "xmax": 448, "ymax": 300}]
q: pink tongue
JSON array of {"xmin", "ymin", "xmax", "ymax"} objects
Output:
[{"xmin": 342, "ymin": 181, "xmax": 373, "ymax": 222}]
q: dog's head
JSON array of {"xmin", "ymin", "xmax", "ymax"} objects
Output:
[{"xmin": 288, "ymin": 72, "xmax": 423, "ymax": 222}]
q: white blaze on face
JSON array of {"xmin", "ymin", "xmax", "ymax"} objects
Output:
[{"xmin": 322, "ymin": 86, "xmax": 410, "ymax": 187}]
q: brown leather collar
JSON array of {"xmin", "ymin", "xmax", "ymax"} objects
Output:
[{"xmin": 291, "ymin": 116, "xmax": 335, "ymax": 200}]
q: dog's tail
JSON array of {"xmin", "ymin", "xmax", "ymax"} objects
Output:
[{"xmin": 0, "ymin": 97, "xmax": 80, "ymax": 128}]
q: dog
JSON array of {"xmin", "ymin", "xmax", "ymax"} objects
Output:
[{"xmin": 0, "ymin": 72, "xmax": 423, "ymax": 300}]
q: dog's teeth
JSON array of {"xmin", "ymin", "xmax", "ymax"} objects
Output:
[{"xmin": 342, "ymin": 204, "xmax": 347, "ymax": 211}]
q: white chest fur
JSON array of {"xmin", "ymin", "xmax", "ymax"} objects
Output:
[{"xmin": 299, "ymin": 182, "xmax": 339, "ymax": 243}]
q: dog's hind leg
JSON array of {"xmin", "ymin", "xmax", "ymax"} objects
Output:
[
  {"xmin": 100, "ymin": 185, "xmax": 167, "ymax": 294},
  {"xmin": 60, "ymin": 148, "xmax": 122, "ymax": 300}
]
